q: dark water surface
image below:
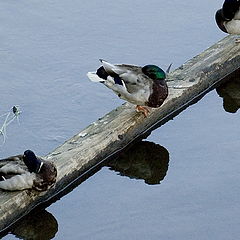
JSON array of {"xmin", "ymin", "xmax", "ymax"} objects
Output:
[{"xmin": 2, "ymin": 0, "xmax": 240, "ymax": 239}]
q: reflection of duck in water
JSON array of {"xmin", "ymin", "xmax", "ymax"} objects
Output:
[
  {"xmin": 216, "ymin": 70, "xmax": 240, "ymax": 113},
  {"xmin": 107, "ymin": 141, "xmax": 169, "ymax": 185},
  {"xmin": 0, "ymin": 150, "xmax": 57, "ymax": 191},
  {"xmin": 10, "ymin": 209, "xmax": 58, "ymax": 240}
]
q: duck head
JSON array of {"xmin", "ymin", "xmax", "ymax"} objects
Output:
[
  {"xmin": 23, "ymin": 150, "xmax": 42, "ymax": 173},
  {"xmin": 142, "ymin": 65, "xmax": 166, "ymax": 81}
]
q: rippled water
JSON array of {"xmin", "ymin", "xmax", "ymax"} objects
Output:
[{"xmin": 2, "ymin": 0, "xmax": 240, "ymax": 239}]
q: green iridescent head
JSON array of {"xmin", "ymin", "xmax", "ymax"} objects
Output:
[{"xmin": 142, "ymin": 65, "xmax": 166, "ymax": 80}]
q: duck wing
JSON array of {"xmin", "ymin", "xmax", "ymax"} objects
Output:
[
  {"xmin": 0, "ymin": 172, "xmax": 36, "ymax": 191},
  {"xmin": 0, "ymin": 155, "xmax": 34, "ymax": 191},
  {"xmin": 0, "ymin": 155, "xmax": 27, "ymax": 173},
  {"xmin": 101, "ymin": 61, "xmax": 151, "ymax": 93},
  {"xmin": 87, "ymin": 60, "xmax": 152, "ymax": 106}
]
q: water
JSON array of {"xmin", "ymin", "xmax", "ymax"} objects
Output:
[{"xmin": 1, "ymin": 0, "xmax": 240, "ymax": 239}]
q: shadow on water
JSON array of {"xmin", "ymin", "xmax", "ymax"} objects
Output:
[
  {"xmin": 107, "ymin": 141, "xmax": 169, "ymax": 185},
  {"xmin": 8, "ymin": 209, "xmax": 58, "ymax": 240},
  {"xmin": 216, "ymin": 69, "xmax": 240, "ymax": 113}
]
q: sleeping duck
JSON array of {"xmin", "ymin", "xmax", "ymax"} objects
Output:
[
  {"xmin": 0, "ymin": 150, "xmax": 57, "ymax": 191},
  {"xmin": 215, "ymin": 0, "xmax": 240, "ymax": 42},
  {"xmin": 87, "ymin": 59, "xmax": 169, "ymax": 117}
]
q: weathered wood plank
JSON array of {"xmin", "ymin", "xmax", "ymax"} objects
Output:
[{"xmin": 0, "ymin": 35, "xmax": 240, "ymax": 232}]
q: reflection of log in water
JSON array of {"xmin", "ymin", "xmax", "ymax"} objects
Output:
[
  {"xmin": 107, "ymin": 141, "xmax": 169, "ymax": 185},
  {"xmin": 10, "ymin": 209, "xmax": 58, "ymax": 240},
  {"xmin": 216, "ymin": 69, "xmax": 240, "ymax": 113}
]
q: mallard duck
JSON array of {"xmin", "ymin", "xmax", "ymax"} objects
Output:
[
  {"xmin": 0, "ymin": 150, "xmax": 57, "ymax": 191},
  {"xmin": 215, "ymin": 0, "xmax": 240, "ymax": 42},
  {"xmin": 87, "ymin": 59, "xmax": 169, "ymax": 117}
]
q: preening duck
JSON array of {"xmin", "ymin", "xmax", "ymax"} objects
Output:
[
  {"xmin": 215, "ymin": 0, "xmax": 240, "ymax": 42},
  {"xmin": 0, "ymin": 150, "xmax": 57, "ymax": 191},
  {"xmin": 87, "ymin": 59, "xmax": 170, "ymax": 117}
]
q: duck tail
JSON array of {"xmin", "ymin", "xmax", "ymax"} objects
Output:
[
  {"xmin": 100, "ymin": 59, "xmax": 123, "ymax": 75},
  {"xmin": 87, "ymin": 72, "xmax": 105, "ymax": 83}
]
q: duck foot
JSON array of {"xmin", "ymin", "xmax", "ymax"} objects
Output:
[
  {"xmin": 136, "ymin": 105, "xmax": 150, "ymax": 117},
  {"xmin": 235, "ymin": 38, "xmax": 240, "ymax": 43}
]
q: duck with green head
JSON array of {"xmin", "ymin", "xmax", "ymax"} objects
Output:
[{"xmin": 87, "ymin": 60, "xmax": 170, "ymax": 117}]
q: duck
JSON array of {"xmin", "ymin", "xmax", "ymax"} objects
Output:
[
  {"xmin": 215, "ymin": 0, "xmax": 240, "ymax": 42},
  {"xmin": 87, "ymin": 59, "xmax": 170, "ymax": 117},
  {"xmin": 0, "ymin": 150, "xmax": 57, "ymax": 191}
]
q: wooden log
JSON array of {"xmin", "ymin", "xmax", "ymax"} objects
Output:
[{"xmin": 0, "ymin": 35, "xmax": 240, "ymax": 232}]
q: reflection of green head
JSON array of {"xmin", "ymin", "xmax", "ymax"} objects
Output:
[{"xmin": 142, "ymin": 65, "xmax": 166, "ymax": 80}]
